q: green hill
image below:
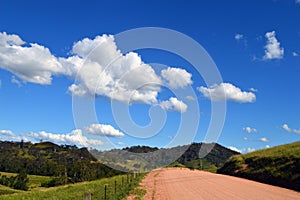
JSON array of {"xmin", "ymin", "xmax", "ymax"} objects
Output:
[
  {"xmin": 91, "ymin": 143, "xmax": 239, "ymax": 172},
  {"xmin": 0, "ymin": 141, "xmax": 122, "ymax": 186},
  {"xmin": 217, "ymin": 141, "xmax": 300, "ymax": 191}
]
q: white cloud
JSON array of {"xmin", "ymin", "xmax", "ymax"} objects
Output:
[
  {"xmin": 0, "ymin": 32, "xmax": 24, "ymax": 46},
  {"xmin": 185, "ymin": 95, "xmax": 195, "ymax": 101},
  {"xmin": 0, "ymin": 32, "xmax": 192, "ymax": 112},
  {"xmin": 266, "ymin": 145, "xmax": 270, "ymax": 148},
  {"xmin": 243, "ymin": 137, "xmax": 248, "ymax": 141},
  {"xmin": 0, "ymin": 32, "xmax": 65, "ymax": 84},
  {"xmin": 0, "ymin": 129, "xmax": 14, "ymax": 136},
  {"xmin": 296, "ymin": 0, "xmax": 300, "ymax": 4},
  {"xmin": 161, "ymin": 67, "xmax": 192, "ymax": 89},
  {"xmin": 235, "ymin": 34, "xmax": 243, "ymax": 41},
  {"xmin": 198, "ymin": 83, "xmax": 256, "ymax": 103},
  {"xmin": 282, "ymin": 124, "xmax": 291, "ymax": 132},
  {"xmin": 292, "ymin": 52, "xmax": 298, "ymax": 57},
  {"xmin": 159, "ymin": 97, "xmax": 187, "ymax": 113},
  {"xmin": 249, "ymin": 88, "xmax": 258, "ymax": 92},
  {"xmin": 67, "ymin": 35, "xmax": 162, "ymax": 104},
  {"xmin": 11, "ymin": 76, "xmax": 22, "ymax": 87},
  {"xmin": 282, "ymin": 124, "xmax": 300, "ymax": 134},
  {"xmin": 244, "ymin": 147, "xmax": 256, "ymax": 153},
  {"xmin": 263, "ymin": 31, "xmax": 284, "ymax": 60},
  {"xmin": 68, "ymin": 84, "xmax": 89, "ymax": 97},
  {"xmin": 85, "ymin": 124, "xmax": 125, "ymax": 137},
  {"xmin": 258, "ymin": 137, "xmax": 269, "ymax": 142},
  {"xmin": 228, "ymin": 146, "xmax": 242, "ymax": 153},
  {"xmin": 0, "ymin": 129, "xmax": 26, "ymax": 141},
  {"xmin": 28, "ymin": 129, "xmax": 103, "ymax": 147},
  {"xmin": 243, "ymin": 127, "xmax": 258, "ymax": 133},
  {"xmin": 115, "ymin": 142, "xmax": 126, "ymax": 146}
]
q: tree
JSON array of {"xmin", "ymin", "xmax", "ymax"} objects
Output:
[{"xmin": 13, "ymin": 170, "xmax": 29, "ymax": 191}]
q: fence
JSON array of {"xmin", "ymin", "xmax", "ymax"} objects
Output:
[{"xmin": 85, "ymin": 173, "xmax": 140, "ymax": 200}]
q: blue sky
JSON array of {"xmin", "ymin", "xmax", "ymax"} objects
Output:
[{"xmin": 0, "ymin": 0, "xmax": 299, "ymax": 153}]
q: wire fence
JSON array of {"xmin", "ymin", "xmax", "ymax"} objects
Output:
[{"xmin": 85, "ymin": 173, "xmax": 141, "ymax": 200}]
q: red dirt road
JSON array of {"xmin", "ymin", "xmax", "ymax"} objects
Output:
[{"xmin": 139, "ymin": 168, "xmax": 300, "ymax": 200}]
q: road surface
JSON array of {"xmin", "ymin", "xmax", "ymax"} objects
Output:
[{"xmin": 139, "ymin": 168, "xmax": 299, "ymax": 200}]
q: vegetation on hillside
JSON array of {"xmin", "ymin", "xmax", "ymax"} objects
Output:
[
  {"xmin": 218, "ymin": 141, "xmax": 300, "ymax": 191},
  {"xmin": 0, "ymin": 141, "xmax": 122, "ymax": 187},
  {"xmin": 92, "ymin": 143, "xmax": 239, "ymax": 172}
]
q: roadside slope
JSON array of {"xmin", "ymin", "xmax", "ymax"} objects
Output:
[{"xmin": 218, "ymin": 141, "xmax": 300, "ymax": 191}]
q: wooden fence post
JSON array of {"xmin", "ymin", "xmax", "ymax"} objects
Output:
[
  {"xmin": 114, "ymin": 179, "xmax": 117, "ymax": 196},
  {"xmin": 85, "ymin": 193, "xmax": 91, "ymax": 200},
  {"xmin": 104, "ymin": 184, "xmax": 107, "ymax": 200}
]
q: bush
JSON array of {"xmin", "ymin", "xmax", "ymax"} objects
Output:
[{"xmin": 12, "ymin": 171, "xmax": 29, "ymax": 191}]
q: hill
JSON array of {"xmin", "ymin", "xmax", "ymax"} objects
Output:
[
  {"xmin": 91, "ymin": 143, "xmax": 240, "ymax": 172},
  {"xmin": 217, "ymin": 141, "xmax": 300, "ymax": 191},
  {"xmin": 0, "ymin": 141, "xmax": 122, "ymax": 185}
]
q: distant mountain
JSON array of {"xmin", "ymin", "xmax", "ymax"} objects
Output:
[
  {"xmin": 218, "ymin": 141, "xmax": 300, "ymax": 191},
  {"xmin": 91, "ymin": 142, "xmax": 240, "ymax": 172},
  {"xmin": 0, "ymin": 141, "xmax": 122, "ymax": 184}
]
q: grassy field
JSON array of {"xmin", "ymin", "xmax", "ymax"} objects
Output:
[
  {"xmin": 218, "ymin": 141, "xmax": 300, "ymax": 191},
  {"xmin": 0, "ymin": 185, "xmax": 19, "ymax": 196},
  {"xmin": 0, "ymin": 173, "xmax": 145, "ymax": 200},
  {"xmin": 0, "ymin": 172, "xmax": 51, "ymax": 190}
]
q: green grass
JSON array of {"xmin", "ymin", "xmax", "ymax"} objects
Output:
[
  {"xmin": 0, "ymin": 172, "xmax": 51, "ymax": 190},
  {"xmin": 126, "ymin": 187, "xmax": 146, "ymax": 200},
  {"xmin": 218, "ymin": 141, "xmax": 300, "ymax": 191},
  {"xmin": 0, "ymin": 174, "xmax": 145, "ymax": 200},
  {"xmin": 0, "ymin": 185, "xmax": 20, "ymax": 196}
]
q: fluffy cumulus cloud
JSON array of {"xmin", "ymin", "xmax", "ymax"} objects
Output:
[
  {"xmin": 159, "ymin": 97, "xmax": 187, "ymax": 113},
  {"xmin": 0, "ymin": 32, "xmax": 191, "ymax": 112},
  {"xmin": 0, "ymin": 32, "xmax": 66, "ymax": 84},
  {"xmin": 263, "ymin": 31, "xmax": 284, "ymax": 60},
  {"xmin": 243, "ymin": 127, "xmax": 257, "ymax": 133},
  {"xmin": 161, "ymin": 67, "xmax": 192, "ymax": 89},
  {"xmin": 85, "ymin": 124, "xmax": 125, "ymax": 137},
  {"xmin": 234, "ymin": 34, "xmax": 243, "ymax": 41},
  {"xmin": 0, "ymin": 129, "xmax": 27, "ymax": 141},
  {"xmin": 0, "ymin": 129, "xmax": 14, "ymax": 136},
  {"xmin": 198, "ymin": 83, "xmax": 256, "ymax": 103},
  {"xmin": 228, "ymin": 146, "xmax": 242, "ymax": 153},
  {"xmin": 67, "ymin": 35, "xmax": 162, "ymax": 105},
  {"xmin": 28, "ymin": 129, "xmax": 103, "ymax": 147},
  {"xmin": 282, "ymin": 124, "xmax": 300, "ymax": 134},
  {"xmin": 68, "ymin": 84, "xmax": 89, "ymax": 97}
]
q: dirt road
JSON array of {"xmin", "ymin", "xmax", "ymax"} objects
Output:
[{"xmin": 139, "ymin": 168, "xmax": 299, "ymax": 200}]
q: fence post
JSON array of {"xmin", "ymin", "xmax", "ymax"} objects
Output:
[
  {"xmin": 85, "ymin": 193, "xmax": 91, "ymax": 200},
  {"xmin": 104, "ymin": 184, "xmax": 107, "ymax": 200},
  {"xmin": 114, "ymin": 179, "xmax": 117, "ymax": 197}
]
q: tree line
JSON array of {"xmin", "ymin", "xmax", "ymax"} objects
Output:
[{"xmin": 0, "ymin": 141, "xmax": 123, "ymax": 187}]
